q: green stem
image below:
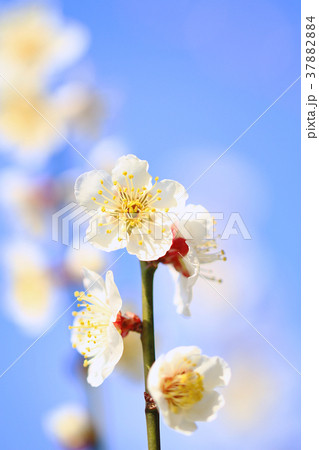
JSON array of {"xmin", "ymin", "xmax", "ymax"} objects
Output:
[{"xmin": 140, "ymin": 261, "xmax": 161, "ymax": 450}]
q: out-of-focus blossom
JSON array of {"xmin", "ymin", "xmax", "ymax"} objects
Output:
[
  {"xmin": 63, "ymin": 245, "xmax": 108, "ymax": 284},
  {"xmin": 70, "ymin": 268, "xmax": 124, "ymax": 387},
  {"xmin": 4, "ymin": 241, "xmax": 57, "ymax": 334},
  {"xmin": 0, "ymin": 4, "xmax": 89, "ymax": 81},
  {"xmin": 44, "ymin": 404, "xmax": 95, "ymax": 449},
  {"xmin": 148, "ymin": 346, "xmax": 231, "ymax": 435},
  {"xmin": 117, "ymin": 327, "xmax": 144, "ymax": 380},
  {"xmin": 158, "ymin": 204, "xmax": 226, "ymax": 315},
  {"xmin": 55, "ymin": 82, "xmax": 106, "ymax": 138},
  {"xmin": 0, "ymin": 85, "xmax": 67, "ymax": 164},
  {"xmin": 0, "ymin": 169, "xmax": 60, "ymax": 237},
  {"xmin": 75, "ymin": 154, "xmax": 187, "ymax": 260},
  {"xmin": 222, "ymin": 354, "xmax": 278, "ymax": 432}
]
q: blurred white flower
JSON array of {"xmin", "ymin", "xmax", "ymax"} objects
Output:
[
  {"xmin": 75, "ymin": 154, "xmax": 187, "ymax": 260},
  {"xmin": 116, "ymin": 301, "xmax": 144, "ymax": 380},
  {"xmin": 0, "ymin": 85, "xmax": 67, "ymax": 164},
  {"xmin": 158, "ymin": 204, "xmax": 225, "ymax": 315},
  {"xmin": 63, "ymin": 245, "xmax": 108, "ymax": 283},
  {"xmin": 44, "ymin": 404, "xmax": 95, "ymax": 449},
  {"xmin": 70, "ymin": 268, "xmax": 123, "ymax": 387},
  {"xmin": 221, "ymin": 353, "xmax": 279, "ymax": 432},
  {"xmin": 117, "ymin": 327, "xmax": 144, "ymax": 380},
  {"xmin": 4, "ymin": 241, "xmax": 56, "ymax": 334},
  {"xmin": 0, "ymin": 3, "xmax": 89, "ymax": 81},
  {"xmin": 148, "ymin": 346, "xmax": 230, "ymax": 435},
  {"xmin": 0, "ymin": 169, "xmax": 59, "ymax": 237},
  {"xmin": 55, "ymin": 82, "xmax": 106, "ymax": 138}
]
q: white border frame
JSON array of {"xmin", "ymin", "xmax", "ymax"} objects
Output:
[{"xmin": 301, "ymin": 0, "xmax": 319, "ymax": 448}]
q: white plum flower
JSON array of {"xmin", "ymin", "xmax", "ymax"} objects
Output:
[
  {"xmin": 0, "ymin": 4, "xmax": 89, "ymax": 81},
  {"xmin": 147, "ymin": 346, "xmax": 231, "ymax": 435},
  {"xmin": 75, "ymin": 154, "xmax": 187, "ymax": 261},
  {"xmin": 158, "ymin": 204, "xmax": 226, "ymax": 315},
  {"xmin": 44, "ymin": 404, "xmax": 95, "ymax": 449},
  {"xmin": 70, "ymin": 268, "xmax": 124, "ymax": 387}
]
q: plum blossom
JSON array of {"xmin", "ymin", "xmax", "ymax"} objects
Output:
[
  {"xmin": 70, "ymin": 268, "xmax": 142, "ymax": 387},
  {"xmin": 70, "ymin": 268, "xmax": 124, "ymax": 386},
  {"xmin": 147, "ymin": 346, "xmax": 231, "ymax": 435},
  {"xmin": 74, "ymin": 154, "xmax": 187, "ymax": 261},
  {"xmin": 158, "ymin": 204, "xmax": 226, "ymax": 316}
]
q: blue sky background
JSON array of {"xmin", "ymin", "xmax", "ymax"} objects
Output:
[{"xmin": 0, "ymin": 0, "xmax": 300, "ymax": 449}]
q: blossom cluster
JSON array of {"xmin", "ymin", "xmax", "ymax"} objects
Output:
[
  {"xmin": 70, "ymin": 154, "xmax": 230, "ymax": 434},
  {"xmin": 0, "ymin": 3, "xmax": 105, "ymax": 165},
  {"xmin": 0, "ymin": 3, "xmax": 111, "ymax": 336}
]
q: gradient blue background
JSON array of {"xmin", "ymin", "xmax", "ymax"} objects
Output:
[{"xmin": 0, "ymin": 0, "xmax": 300, "ymax": 449}]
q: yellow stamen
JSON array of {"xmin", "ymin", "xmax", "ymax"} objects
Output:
[{"xmin": 162, "ymin": 370, "xmax": 204, "ymax": 414}]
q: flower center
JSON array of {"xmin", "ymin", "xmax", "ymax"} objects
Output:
[
  {"xmin": 162, "ymin": 369, "xmax": 204, "ymax": 413},
  {"xmin": 122, "ymin": 200, "xmax": 144, "ymax": 214},
  {"xmin": 91, "ymin": 172, "xmax": 168, "ymax": 244}
]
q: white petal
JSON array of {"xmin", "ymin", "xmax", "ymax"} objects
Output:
[
  {"xmin": 197, "ymin": 356, "xmax": 231, "ymax": 389},
  {"xmin": 87, "ymin": 325, "xmax": 123, "ymax": 387},
  {"xmin": 86, "ymin": 216, "xmax": 127, "ymax": 253},
  {"xmin": 148, "ymin": 347, "xmax": 201, "ymax": 392},
  {"xmin": 180, "ymin": 204, "xmax": 212, "ymax": 244},
  {"xmin": 184, "ymin": 391, "xmax": 225, "ymax": 423},
  {"xmin": 148, "ymin": 360, "xmax": 198, "ymax": 435},
  {"xmin": 126, "ymin": 225, "xmax": 173, "ymax": 261},
  {"xmin": 162, "ymin": 411, "xmax": 197, "ymax": 435},
  {"xmin": 162, "ymin": 346, "xmax": 202, "ymax": 368},
  {"xmin": 74, "ymin": 170, "xmax": 113, "ymax": 210},
  {"xmin": 183, "ymin": 203, "xmax": 211, "ymax": 216},
  {"xmin": 169, "ymin": 257, "xmax": 199, "ymax": 316},
  {"xmin": 82, "ymin": 267, "xmax": 105, "ymax": 299},
  {"xmin": 104, "ymin": 271, "xmax": 122, "ymax": 319},
  {"xmin": 147, "ymin": 354, "xmax": 167, "ymax": 393},
  {"xmin": 149, "ymin": 179, "xmax": 188, "ymax": 210},
  {"xmin": 112, "ymin": 154, "xmax": 152, "ymax": 190}
]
